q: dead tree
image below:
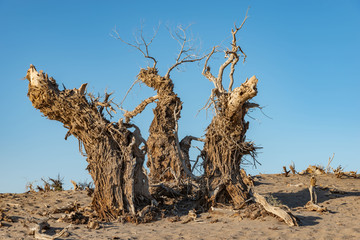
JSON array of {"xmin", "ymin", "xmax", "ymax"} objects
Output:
[
  {"xmin": 114, "ymin": 25, "xmax": 205, "ymax": 183},
  {"xmin": 201, "ymin": 16, "xmax": 298, "ymax": 226},
  {"xmin": 24, "ymin": 65, "xmax": 152, "ymax": 220},
  {"xmin": 201, "ymin": 15, "xmax": 260, "ymax": 206}
]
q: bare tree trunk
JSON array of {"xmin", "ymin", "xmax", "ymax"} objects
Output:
[
  {"xmin": 25, "ymin": 65, "xmax": 152, "ymax": 220},
  {"xmin": 136, "ymin": 68, "xmax": 189, "ymax": 183},
  {"xmin": 203, "ymin": 77, "xmax": 258, "ymax": 207},
  {"xmin": 201, "ymin": 15, "xmax": 259, "ymax": 207},
  {"xmin": 116, "ymin": 25, "xmax": 205, "ymax": 184}
]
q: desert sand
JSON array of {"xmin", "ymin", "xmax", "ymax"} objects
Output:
[{"xmin": 1, "ymin": 174, "xmax": 359, "ymax": 240}]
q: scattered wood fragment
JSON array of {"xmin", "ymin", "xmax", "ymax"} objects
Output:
[
  {"xmin": 299, "ymin": 165, "xmax": 325, "ymax": 175},
  {"xmin": 289, "ymin": 163, "xmax": 297, "ymax": 174},
  {"xmin": 27, "ymin": 218, "xmax": 71, "ymax": 240},
  {"xmin": 138, "ymin": 205, "xmax": 154, "ymax": 218},
  {"xmin": 0, "ymin": 208, "xmax": 13, "ymax": 223},
  {"xmin": 326, "ymin": 153, "xmax": 335, "ymax": 173},
  {"xmin": 57, "ymin": 211, "xmax": 88, "ymax": 224},
  {"xmin": 305, "ymin": 176, "xmax": 327, "ymax": 212},
  {"xmin": 181, "ymin": 210, "xmax": 197, "ymax": 224},
  {"xmin": 71, "ymin": 180, "xmax": 79, "ymax": 191},
  {"xmin": 210, "ymin": 206, "xmax": 237, "ymax": 214},
  {"xmin": 282, "ymin": 166, "xmax": 290, "ymax": 177},
  {"xmin": 167, "ymin": 215, "xmax": 181, "ymax": 223},
  {"xmin": 332, "ymin": 166, "xmax": 358, "ymax": 178},
  {"xmin": 87, "ymin": 219, "xmax": 100, "ymax": 229},
  {"xmin": 305, "ymin": 201, "xmax": 327, "ymax": 212},
  {"xmin": 52, "ymin": 201, "xmax": 79, "ymax": 214},
  {"xmin": 333, "ymin": 166, "xmax": 344, "ymax": 178}
]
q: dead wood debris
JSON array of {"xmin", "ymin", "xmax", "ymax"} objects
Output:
[
  {"xmin": 251, "ymin": 191, "xmax": 298, "ymax": 226},
  {"xmin": 57, "ymin": 211, "xmax": 89, "ymax": 225},
  {"xmin": 299, "ymin": 165, "xmax": 326, "ymax": 175},
  {"xmin": 181, "ymin": 209, "xmax": 198, "ymax": 224},
  {"xmin": 26, "ymin": 217, "xmax": 71, "ymax": 240},
  {"xmin": 305, "ymin": 176, "xmax": 327, "ymax": 212},
  {"xmin": 333, "ymin": 166, "xmax": 358, "ymax": 179},
  {"xmin": 297, "ymin": 163, "xmax": 358, "ymax": 179},
  {"xmin": 289, "ymin": 163, "xmax": 297, "ymax": 174},
  {"xmin": 71, "ymin": 180, "xmax": 79, "ymax": 191},
  {"xmin": 51, "ymin": 201, "xmax": 80, "ymax": 214},
  {"xmin": 282, "ymin": 166, "xmax": 290, "ymax": 177},
  {"xmin": 0, "ymin": 208, "xmax": 13, "ymax": 227}
]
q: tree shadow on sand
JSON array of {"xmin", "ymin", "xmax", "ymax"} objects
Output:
[
  {"xmin": 272, "ymin": 188, "xmax": 360, "ymax": 209},
  {"xmin": 270, "ymin": 188, "xmax": 360, "ymax": 226}
]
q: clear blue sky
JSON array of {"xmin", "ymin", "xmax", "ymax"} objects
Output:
[{"xmin": 1, "ymin": 0, "xmax": 359, "ymax": 193}]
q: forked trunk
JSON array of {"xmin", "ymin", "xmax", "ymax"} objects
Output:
[{"xmin": 25, "ymin": 65, "xmax": 152, "ymax": 220}]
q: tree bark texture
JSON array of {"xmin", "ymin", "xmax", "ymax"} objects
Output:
[
  {"xmin": 136, "ymin": 68, "xmax": 190, "ymax": 183},
  {"xmin": 25, "ymin": 65, "xmax": 152, "ymax": 220},
  {"xmin": 203, "ymin": 76, "xmax": 258, "ymax": 207}
]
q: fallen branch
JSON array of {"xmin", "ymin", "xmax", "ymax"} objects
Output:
[{"xmin": 251, "ymin": 191, "xmax": 298, "ymax": 226}]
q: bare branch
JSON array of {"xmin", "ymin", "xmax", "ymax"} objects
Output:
[
  {"xmin": 228, "ymin": 54, "xmax": 239, "ymax": 92},
  {"xmin": 123, "ymin": 95, "xmax": 159, "ymax": 122},
  {"xmin": 112, "ymin": 23, "xmax": 159, "ymax": 68},
  {"xmin": 202, "ymin": 46, "xmax": 218, "ymax": 88},
  {"xmin": 203, "ymin": 10, "xmax": 249, "ymax": 93},
  {"xmin": 165, "ymin": 25, "xmax": 206, "ymax": 79},
  {"xmin": 119, "ymin": 78, "xmax": 141, "ymax": 110}
]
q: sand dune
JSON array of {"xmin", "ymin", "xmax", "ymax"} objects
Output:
[{"xmin": 1, "ymin": 174, "xmax": 359, "ymax": 240}]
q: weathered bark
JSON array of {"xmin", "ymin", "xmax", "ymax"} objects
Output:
[
  {"xmin": 203, "ymin": 77, "xmax": 258, "ymax": 207},
  {"xmin": 25, "ymin": 65, "xmax": 152, "ymax": 220},
  {"xmin": 201, "ymin": 20, "xmax": 299, "ymax": 226},
  {"xmin": 202, "ymin": 18, "xmax": 259, "ymax": 207},
  {"xmin": 252, "ymin": 191, "xmax": 298, "ymax": 226},
  {"xmin": 135, "ymin": 68, "xmax": 189, "ymax": 183}
]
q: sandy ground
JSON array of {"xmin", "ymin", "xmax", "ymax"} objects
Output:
[{"xmin": 1, "ymin": 174, "xmax": 359, "ymax": 240}]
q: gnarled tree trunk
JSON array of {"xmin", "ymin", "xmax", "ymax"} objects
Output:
[
  {"xmin": 117, "ymin": 26, "xmax": 205, "ymax": 184},
  {"xmin": 25, "ymin": 65, "xmax": 152, "ymax": 220},
  {"xmin": 201, "ymin": 17, "xmax": 259, "ymax": 207},
  {"xmin": 203, "ymin": 77, "xmax": 258, "ymax": 207},
  {"xmin": 136, "ymin": 68, "xmax": 189, "ymax": 183}
]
